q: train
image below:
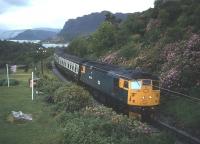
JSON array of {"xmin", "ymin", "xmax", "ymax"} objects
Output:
[{"xmin": 54, "ymin": 49, "xmax": 160, "ymax": 118}]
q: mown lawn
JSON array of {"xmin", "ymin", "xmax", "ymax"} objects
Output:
[{"xmin": 0, "ymin": 70, "xmax": 61, "ymax": 144}]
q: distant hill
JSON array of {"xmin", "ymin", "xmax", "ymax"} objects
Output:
[
  {"xmin": 0, "ymin": 30, "xmax": 26, "ymax": 39},
  {"xmin": 12, "ymin": 29, "xmax": 58, "ymax": 40},
  {"xmin": 58, "ymin": 11, "xmax": 128, "ymax": 41},
  {"xmin": 0, "ymin": 28, "xmax": 60, "ymax": 40},
  {"xmin": 33, "ymin": 28, "xmax": 60, "ymax": 33}
]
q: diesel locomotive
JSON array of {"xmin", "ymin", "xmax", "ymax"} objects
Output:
[{"xmin": 54, "ymin": 49, "xmax": 160, "ymax": 117}]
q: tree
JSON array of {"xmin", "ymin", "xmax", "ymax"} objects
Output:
[
  {"xmin": 105, "ymin": 12, "xmax": 122, "ymax": 26},
  {"xmin": 90, "ymin": 22, "xmax": 117, "ymax": 56}
]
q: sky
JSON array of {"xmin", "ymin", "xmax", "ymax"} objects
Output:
[{"xmin": 0, "ymin": 0, "xmax": 155, "ymax": 30}]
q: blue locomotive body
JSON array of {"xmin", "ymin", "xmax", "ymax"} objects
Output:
[{"xmin": 54, "ymin": 49, "xmax": 160, "ymax": 114}]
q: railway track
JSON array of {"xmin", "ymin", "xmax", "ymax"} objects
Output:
[{"xmin": 150, "ymin": 118, "xmax": 200, "ymax": 144}]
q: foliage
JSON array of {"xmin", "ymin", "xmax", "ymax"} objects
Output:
[
  {"xmin": 0, "ymin": 40, "xmax": 40, "ymax": 67},
  {"xmin": 189, "ymin": 86, "xmax": 200, "ymax": 99},
  {"xmin": 66, "ymin": 0, "xmax": 200, "ymax": 92},
  {"xmin": 35, "ymin": 58, "xmax": 176, "ymax": 144},
  {"xmin": 161, "ymin": 97, "xmax": 200, "ymax": 129},
  {"xmin": 90, "ymin": 22, "xmax": 118, "ymax": 56},
  {"xmin": 59, "ymin": 11, "xmax": 127, "ymax": 42},
  {"xmin": 53, "ymin": 84, "xmax": 92, "ymax": 112},
  {"xmin": 37, "ymin": 74, "xmax": 63, "ymax": 96},
  {"xmin": 62, "ymin": 0, "xmax": 200, "ymax": 137},
  {"xmin": 123, "ymin": 14, "xmax": 147, "ymax": 35},
  {"xmin": 56, "ymin": 106, "xmax": 174, "ymax": 144},
  {"xmin": 118, "ymin": 41, "xmax": 139, "ymax": 59},
  {"xmin": 160, "ymin": 34, "xmax": 200, "ymax": 91},
  {"xmin": 66, "ymin": 37, "xmax": 89, "ymax": 57},
  {"xmin": 165, "ymin": 26, "xmax": 185, "ymax": 42},
  {"xmin": 0, "ymin": 79, "xmax": 19, "ymax": 86}
]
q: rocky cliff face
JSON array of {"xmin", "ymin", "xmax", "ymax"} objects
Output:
[{"xmin": 58, "ymin": 11, "xmax": 128, "ymax": 41}]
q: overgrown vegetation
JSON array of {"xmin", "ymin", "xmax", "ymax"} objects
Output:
[
  {"xmin": 0, "ymin": 79, "xmax": 19, "ymax": 86},
  {"xmin": 66, "ymin": 0, "xmax": 200, "ymax": 92},
  {"xmin": 64, "ymin": 0, "xmax": 200, "ymax": 137},
  {"xmin": 0, "ymin": 40, "xmax": 54, "ymax": 68},
  {"xmin": 35, "ymin": 65, "xmax": 175, "ymax": 144}
]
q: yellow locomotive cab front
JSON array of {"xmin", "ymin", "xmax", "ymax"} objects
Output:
[{"xmin": 127, "ymin": 79, "xmax": 160, "ymax": 107}]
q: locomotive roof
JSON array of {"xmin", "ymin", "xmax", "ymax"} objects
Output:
[
  {"xmin": 115, "ymin": 70, "xmax": 159, "ymax": 80},
  {"xmin": 83, "ymin": 61, "xmax": 159, "ymax": 80}
]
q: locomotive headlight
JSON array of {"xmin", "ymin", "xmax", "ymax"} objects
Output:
[
  {"xmin": 142, "ymin": 96, "xmax": 145, "ymax": 99},
  {"xmin": 149, "ymin": 96, "xmax": 152, "ymax": 99}
]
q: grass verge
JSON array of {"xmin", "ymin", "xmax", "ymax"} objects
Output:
[{"xmin": 0, "ymin": 69, "xmax": 61, "ymax": 144}]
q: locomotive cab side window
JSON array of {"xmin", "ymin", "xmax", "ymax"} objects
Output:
[
  {"xmin": 124, "ymin": 81, "xmax": 129, "ymax": 89},
  {"xmin": 131, "ymin": 80, "xmax": 142, "ymax": 90},
  {"xmin": 119, "ymin": 78, "xmax": 129, "ymax": 90},
  {"xmin": 81, "ymin": 66, "xmax": 86, "ymax": 73}
]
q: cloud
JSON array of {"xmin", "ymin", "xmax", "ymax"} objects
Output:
[
  {"xmin": 0, "ymin": 0, "xmax": 30, "ymax": 14},
  {"xmin": 0, "ymin": 0, "xmax": 155, "ymax": 30},
  {"xmin": 3, "ymin": 0, "xmax": 30, "ymax": 6}
]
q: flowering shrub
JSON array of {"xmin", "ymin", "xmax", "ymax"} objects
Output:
[
  {"xmin": 56, "ymin": 106, "xmax": 173, "ymax": 144},
  {"xmin": 160, "ymin": 34, "xmax": 200, "ymax": 90}
]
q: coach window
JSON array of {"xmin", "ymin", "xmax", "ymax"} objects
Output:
[
  {"xmin": 71, "ymin": 65, "xmax": 73, "ymax": 71},
  {"xmin": 72, "ymin": 64, "xmax": 74, "ymax": 71},
  {"xmin": 75, "ymin": 65, "xmax": 78, "ymax": 73}
]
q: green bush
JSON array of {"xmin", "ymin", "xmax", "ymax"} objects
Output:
[
  {"xmin": 0, "ymin": 79, "xmax": 19, "ymax": 86},
  {"xmin": 161, "ymin": 97, "xmax": 200, "ymax": 128},
  {"xmin": 56, "ymin": 106, "xmax": 175, "ymax": 144},
  {"xmin": 119, "ymin": 42, "xmax": 139, "ymax": 59},
  {"xmin": 165, "ymin": 26, "xmax": 185, "ymax": 42},
  {"xmin": 190, "ymin": 86, "xmax": 200, "ymax": 98},
  {"xmin": 144, "ymin": 28, "xmax": 161, "ymax": 43},
  {"xmin": 36, "ymin": 73, "xmax": 64, "ymax": 95},
  {"xmin": 53, "ymin": 84, "xmax": 92, "ymax": 112}
]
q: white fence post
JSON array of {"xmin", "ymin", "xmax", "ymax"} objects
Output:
[
  {"xmin": 6, "ymin": 64, "xmax": 9, "ymax": 87},
  {"xmin": 32, "ymin": 72, "xmax": 34, "ymax": 100}
]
